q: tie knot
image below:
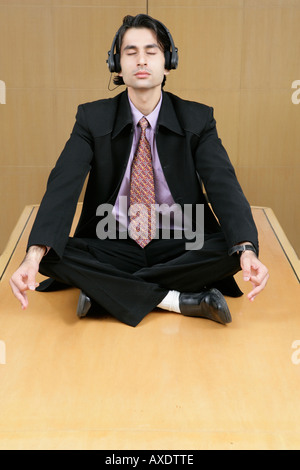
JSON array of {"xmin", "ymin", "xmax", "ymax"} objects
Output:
[{"xmin": 139, "ymin": 117, "xmax": 149, "ymax": 131}]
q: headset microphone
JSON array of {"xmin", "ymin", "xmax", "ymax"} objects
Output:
[{"xmin": 107, "ymin": 73, "xmax": 120, "ymax": 91}]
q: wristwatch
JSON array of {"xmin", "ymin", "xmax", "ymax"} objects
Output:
[{"xmin": 228, "ymin": 244, "xmax": 257, "ymax": 257}]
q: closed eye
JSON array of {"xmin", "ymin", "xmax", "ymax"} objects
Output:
[{"xmin": 123, "ymin": 44, "xmax": 160, "ymax": 55}]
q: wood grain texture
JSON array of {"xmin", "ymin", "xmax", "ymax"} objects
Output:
[{"xmin": 0, "ymin": 205, "xmax": 299, "ymax": 450}]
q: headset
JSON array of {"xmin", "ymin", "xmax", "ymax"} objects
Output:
[{"xmin": 107, "ymin": 19, "xmax": 179, "ymax": 74}]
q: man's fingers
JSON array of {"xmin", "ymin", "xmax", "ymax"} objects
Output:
[
  {"xmin": 9, "ymin": 263, "xmax": 39, "ymax": 310},
  {"xmin": 241, "ymin": 257, "xmax": 254, "ymax": 281},
  {"xmin": 9, "ymin": 278, "xmax": 29, "ymax": 309},
  {"xmin": 16, "ymin": 291, "xmax": 29, "ymax": 310},
  {"xmin": 25, "ymin": 267, "xmax": 38, "ymax": 290},
  {"xmin": 240, "ymin": 253, "xmax": 269, "ymax": 301},
  {"xmin": 10, "ymin": 272, "xmax": 27, "ymax": 291},
  {"xmin": 248, "ymin": 284, "xmax": 263, "ymax": 301},
  {"xmin": 9, "ymin": 255, "xmax": 41, "ymax": 310},
  {"xmin": 247, "ymin": 271, "xmax": 270, "ymax": 301}
]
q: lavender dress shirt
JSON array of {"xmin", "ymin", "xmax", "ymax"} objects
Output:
[{"xmin": 113, "ymin": 93, "xmax": 181, "ymax": 231}]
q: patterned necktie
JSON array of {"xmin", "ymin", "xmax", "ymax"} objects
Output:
[{"xmin": 129, "ymin": 117, "xmax": 156, "ymax": 248}]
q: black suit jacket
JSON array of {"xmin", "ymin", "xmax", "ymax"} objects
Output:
[{"xmin": 28, "ymin": 90, "xmax": 258, "ymax": 260}]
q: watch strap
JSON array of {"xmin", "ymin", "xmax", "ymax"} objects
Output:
[{"xmin": 228, "ymin": 244, "xmax": 257, "ymax": 257}]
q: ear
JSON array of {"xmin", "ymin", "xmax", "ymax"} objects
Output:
[{"xmin": 164, "ymin": 69, "xmax": 170, "ymax": 76}]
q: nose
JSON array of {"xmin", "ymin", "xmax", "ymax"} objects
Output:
[{"xmin": 137, "ymin": 51, "xmax": 147, "ymax": 67}]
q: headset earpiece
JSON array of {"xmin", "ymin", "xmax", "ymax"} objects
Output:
[
  {"xmin": 163, "ymin": 50, "xmax": 170, "ymax": 71},
  {"xmin": 113, "ymin": 53, "xmax": 121, "ymax": 73}
]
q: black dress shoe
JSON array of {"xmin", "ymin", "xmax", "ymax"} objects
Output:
[
  {"xmin": 179, "ymin": 288, "xmax": 232, "ymax": 325},
  {"xmin": 76, "ymin": 291, "xmax": 91, "ymax": 318}
]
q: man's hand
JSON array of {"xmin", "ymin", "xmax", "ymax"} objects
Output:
[
  {"xmin": 240, "ymin": 250, "xmax": 269, "ymax": 302},
  {"xmin": 9, "ymin": 245, "xmax": 46, "ymax": 310}
]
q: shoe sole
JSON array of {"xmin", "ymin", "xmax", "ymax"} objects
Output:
[{"xmin": 76, "ymin": 292, "xmax": 91, "ymax": 318}]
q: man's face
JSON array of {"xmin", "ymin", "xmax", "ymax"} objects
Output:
[{"xmin": 119, "ymin": 27, "xmax": 169, "ymax": 91}]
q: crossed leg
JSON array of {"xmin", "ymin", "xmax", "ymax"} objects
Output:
[{"xmin": 38, "ymin": 233, "xmax": 241, "ymax": 326}]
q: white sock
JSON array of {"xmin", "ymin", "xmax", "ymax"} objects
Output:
[{"xmin": 157, "ymin": 290, "xmax": 181, "ymax": 313}]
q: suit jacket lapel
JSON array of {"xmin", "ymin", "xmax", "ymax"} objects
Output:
[
  {"xmin": 156, "ymin": 92, "xmax": 186, "ymax": 204},
  {"xmin": 108, "ymin": 91, "xmax": 134, "ymax": 202}
]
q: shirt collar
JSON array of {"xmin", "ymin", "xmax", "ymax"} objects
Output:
[
  {"xmin": 112, "ymin": 90, "xmax": 184, "ymax": 139},
  {"xmin": 128, "ymin": 92, "xmax": 162, "ymax": 131}
]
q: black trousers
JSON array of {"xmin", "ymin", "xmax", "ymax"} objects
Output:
[{"xmin": 38, "ymin": 232, "xmax": 242, "ymax": 327}]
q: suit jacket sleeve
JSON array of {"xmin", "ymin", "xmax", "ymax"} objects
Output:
[
  {"xmin": 195, "ymin": 106, "xmax": 259, "ymax": 254},
  {"xmin": 27, "ymin": 105, "xmax": 94, "ymax": 259}
]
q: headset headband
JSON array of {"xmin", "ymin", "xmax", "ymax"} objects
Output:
[{"xmin": 107, "ymin": 19, "xmax": 178, "ymax": 73}]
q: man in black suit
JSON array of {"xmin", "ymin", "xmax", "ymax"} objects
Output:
[{"xmin": 10, "ymin": 14, "xmax": 269, "ymax": 327}]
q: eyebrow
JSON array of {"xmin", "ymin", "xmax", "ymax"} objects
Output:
[{"xmin": 123, "ymin": 44, "xmax": 160, "ymax": 52}]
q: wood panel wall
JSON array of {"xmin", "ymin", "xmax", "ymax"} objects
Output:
[{"xmin": 1, "ymin": 0, "xmax": 299, "ymax": 257}]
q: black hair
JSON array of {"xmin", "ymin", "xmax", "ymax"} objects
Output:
[{"xmin": 112, "ymin": 14, "xmax": 171, "ymax": 88}]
